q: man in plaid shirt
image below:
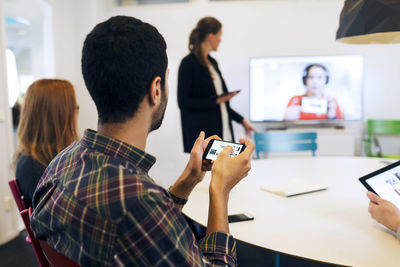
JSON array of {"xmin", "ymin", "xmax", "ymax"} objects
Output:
[{"xmin": 31, "ymin": 16, "xmax": 254, "ymax": 266}]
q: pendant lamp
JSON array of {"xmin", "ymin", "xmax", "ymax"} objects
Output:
[{"xmin": 336, "ymin": 0, "xmax": 400, "ymax": 44}]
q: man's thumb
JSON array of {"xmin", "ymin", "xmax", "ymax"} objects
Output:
[{"xmin": 219, "ymin": 145, "xmax": 233, "ymax": 158}]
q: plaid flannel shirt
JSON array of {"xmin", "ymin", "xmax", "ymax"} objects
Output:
[{"xmin": 31, "ymin": 129, "xmax": 236, "ymax": 266}]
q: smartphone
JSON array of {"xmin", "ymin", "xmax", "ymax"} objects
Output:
[
  {"xmin": 202, "ymin": 139, "xmax": 246, "ymax": 161},
  {"xmin": 228, "ymin": 213, "xmax": 254, "ymax": 223},
  {"xmin": 218, "ymin": 89, "xmax": 241, "ymax": 98}
]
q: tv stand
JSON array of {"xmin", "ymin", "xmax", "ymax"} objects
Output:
[{"xmin": 266, "ymin": 122, "xmax": 344, "ymax": 131}]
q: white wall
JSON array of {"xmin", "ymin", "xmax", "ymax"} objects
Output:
[
  {"xmin": 0, "ymin": 0, "xmax": 21, "ymax": 245},
  {"xmin": 48, "ymin": 0, "xmax": 400, "ymax": 188}
]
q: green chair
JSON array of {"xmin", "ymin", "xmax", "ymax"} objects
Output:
[
  {"xmin": 364, "ymin": 119, "xmax": 400, "ymax": 159},
  {"xmin": 254, "ymin": 132, "xmax": 317, "ymax": 159}
]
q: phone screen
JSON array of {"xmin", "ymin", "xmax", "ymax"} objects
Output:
[
  {"xmin": 204, "ymin": 140, "xmax": 245, "ymax": 161},
  {"xmin": 228, "ymin": 213, "xmax": 254, "ymax": 223}
]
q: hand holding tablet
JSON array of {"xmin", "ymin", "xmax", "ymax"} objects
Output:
[
  {"xmin": 359, "ymin": 161, "xmax": 400, "ymax": 234},
  {"xmin": 366, "ymin": 191, "xmax": 400, "ymax": 232},
  {"xmin": 359, "ymin": 160, "xmax": 400, "ymax": 210}
]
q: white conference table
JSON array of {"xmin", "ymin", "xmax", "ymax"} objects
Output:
[{"xmin": 182, "ymin": 157, "xmax": 400, "ymax": 267}]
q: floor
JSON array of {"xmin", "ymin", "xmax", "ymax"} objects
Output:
[{"xmin": 0, "ymin": 231, "xmax": 38, "ymax": 267}]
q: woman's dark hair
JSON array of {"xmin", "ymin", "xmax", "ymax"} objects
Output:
[
  {"xmin": 82, "ymin": 16, "xmax": 168, "ymax": 124},
  {"xmin": 189, "ymin": 17, "xmax": 222, "ymax": 66}
]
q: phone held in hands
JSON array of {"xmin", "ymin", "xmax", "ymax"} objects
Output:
[
  {"xmin": 228, "ymin": 213, "xmax": 254, "ymax": 223},
  {"xmin": 202, "ymin": 139, "xmax": 246, "ymax": 161},
  {"xmin": 218, "ymin": 89, "xmax": 241, "ymax": 98}
]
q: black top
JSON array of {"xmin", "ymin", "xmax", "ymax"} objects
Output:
[
  {"xmin": 16, "ymin": 155, "xmax": 46, "ymax": 208},
  {"xmin": 177, "ymin": 53, "xmax": 243, "ymax": 152}
]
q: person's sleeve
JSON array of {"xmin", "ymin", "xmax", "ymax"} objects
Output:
[
  {"xmin": 335, "ymin": 99, "xmax": 344, "ymax": 119},
  {"xmin": 114, "ymin": 183, "xmax": 237, "ymax": 266},
  {"xmin": 199, "ymin": 232, "xmax": 237, "ymax": 266},
  {"xmin": 287, "ymin": 96, "xmax": 298, "ymax": 107},
  {"xmin": 229, "ymin": 108, "xmax": 243, "ymax": 124},
  {"xmin": 177, "ymin": 58, "xmax": 219, "ymax": 111}
]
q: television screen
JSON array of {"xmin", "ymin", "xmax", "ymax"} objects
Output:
[{"xmin": 249, "ymin": 55, "xmax": 363, "ymax": 122}]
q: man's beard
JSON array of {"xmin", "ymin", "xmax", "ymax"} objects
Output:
[{"xmin": 149, "ymin": 89, "xmax": 167, "ymax": 132}]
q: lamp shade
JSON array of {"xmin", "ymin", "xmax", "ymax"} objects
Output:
[{"xmin": 336, "ymin": 0, "xmax": 400, "ymax": 44}]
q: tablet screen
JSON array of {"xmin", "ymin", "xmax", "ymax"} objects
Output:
[{"xmin": 359, "ymin": 161, "xmax": 400, "ymax": 209}]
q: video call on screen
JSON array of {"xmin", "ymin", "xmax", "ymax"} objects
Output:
[{"xmin": 249, "ymin": 55, "xmax": 363, "ymax": 122}]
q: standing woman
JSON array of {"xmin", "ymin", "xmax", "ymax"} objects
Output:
[
  {"xmin": 13, "ymin": 79, "xmax": 79, "ymax": 207},
  {"xmin": 178, "ymin": 17, "xmax": 255, "ymax": 153}
]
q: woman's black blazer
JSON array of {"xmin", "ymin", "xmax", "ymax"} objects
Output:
[{"xmin": 178, "ymin": 53, "xmax": 243, "ymax": 153}]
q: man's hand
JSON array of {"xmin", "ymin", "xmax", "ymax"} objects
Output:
[
  {"xmin": 169, "ymin": 132, "xmax": 220, "ymax": 209},
  {"xmin": 210, "ymin": 138, "xmax": 254, "ymax": 196},
  {"xmin": 367, "ymin": 191, "xmax": 400, "ymax": 232},
  {"xmin": 206, "ymin": 139, "xmax": 254, "ymax": 234},
  {"xmin": 183, "ymin": 131, "xmax": 219, "ymax": 184}
]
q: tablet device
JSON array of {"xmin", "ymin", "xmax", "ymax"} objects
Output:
[{"xmin": 359, "ymin": 160, "xmax": 400, "ymax": 209}]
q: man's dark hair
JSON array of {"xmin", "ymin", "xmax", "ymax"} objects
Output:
[{"xmin": 82, "ymin": 16, "xmax": 168, "ymax": 123}]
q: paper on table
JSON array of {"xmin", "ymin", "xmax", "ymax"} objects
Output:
[{"xmin": 261, "ymin": 178, "xmax": 328, "ymax": 197}]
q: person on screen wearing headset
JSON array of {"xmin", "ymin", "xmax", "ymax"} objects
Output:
[
  {"xmin": 284, "ymin": 64, "xmax": 344, "ymax": 120},
  {"xmin": 366, "ymin": 191, "xmax": 400, "ymax": 240},
  {"xmin": 178, "ymin": 17, "xmax": 255, "ymax": 153}
]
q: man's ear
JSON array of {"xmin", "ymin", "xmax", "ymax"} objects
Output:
[{"xmin": 148, "ymin": 76, "xmax": 162, "ymax": 106}]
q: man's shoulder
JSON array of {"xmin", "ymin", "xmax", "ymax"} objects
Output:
[{"xmin": 36, "ymin": 140, "xmax": 167, "ymax": 220}]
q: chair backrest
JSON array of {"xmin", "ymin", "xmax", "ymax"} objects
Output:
[
  {"xmin": 39, "ymin": 240, "xmax": 80, "ymax": 267},
  {"xmin": 365, "ymin": 120, "xmax": 400, "ymax": 158},
  {"xmin": 254, "ymin": 132, "xmax": 317, "ymax": 159},
  {"xmin": 8, "ymin": 179, "xmax": 27, "ymax": 212},
  {"xmin": 21, "ymin": 208, "xmax": 81, "ymax": 267},
  {"xmin": 367, "ymin": 120, "xmax": 400, "ymax": 135},
  {"xmin": 20, "ymin": 209, "xmax": 49, "ymax": 267}
]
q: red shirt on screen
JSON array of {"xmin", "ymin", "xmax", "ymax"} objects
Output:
[{"xmin": 286, "ymin": 94, "xmax": 344, "ymax": 120}]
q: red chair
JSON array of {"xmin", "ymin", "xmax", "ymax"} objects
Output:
[
  {"xmin": 8, "ymin": 179, "xmax": 26, "ymax": 212},
  {"xmin": 39, "ymin": 240, "xmax": 81, "ymax": 267},
  {"xmin": 8, "ymin": 179, "xmax": 32, "ymax": 244},
  {"xmin": 21, "ymin": 208, "xmax": 81, "ymax": 267},
  {"xmin": 20, "ymin": 209, "xmax": 49, "ymax": 267}
]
